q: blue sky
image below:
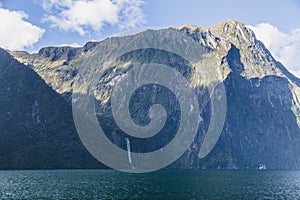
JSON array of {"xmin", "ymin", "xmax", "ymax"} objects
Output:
[{"xmin": 0, "ymin": 0, "xmax": 300, "ymax": 75}]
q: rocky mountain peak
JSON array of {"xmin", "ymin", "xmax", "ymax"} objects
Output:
[
  {"xmin": 178, "ymin": 20, "xmax": 284, "ymax": 80},
  {"xmin": 178, "ymin": 20, "xmax": 256, "ymax": 50},
  {"xmin": 211, "ymin": 20, "xmax": 256, "ymax": 42}
]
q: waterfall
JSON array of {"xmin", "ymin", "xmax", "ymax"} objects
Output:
[{"xmin": 125, "ymin": 138, "xmax": 132, "ymax": 164}]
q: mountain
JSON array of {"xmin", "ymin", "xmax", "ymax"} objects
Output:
[
  {"xmin": 0, "ymin": 48, "xmax": 103, "ymax": 169},
  {"xmin": 6, "ymin": 20, "xmax": 300, "ymax": 169}
]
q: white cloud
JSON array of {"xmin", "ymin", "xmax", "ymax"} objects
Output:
[
  {"xmin": 0, "ymin": 7, "xmax": 45, "ymax": 50},
  {"xmin": 58, "ymin": 42, "xmax": 82, "ymax": 47},
  {"xmin": 116, "ymin": 0, "xmax": 145, "ymax": 29},
  {"xmin": 41, "ymin": 0, "xmax": 145, "ymax": 36},
  {"xmin": 40, "ymin": 0, "xmax": 73, "ymax": 10},
  {"xmin": 248, "ymin": 23, "xmax": 300, "ymax": 77}
]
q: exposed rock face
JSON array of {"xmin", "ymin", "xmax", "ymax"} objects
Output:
[{"xmin": 6, "ymin": 20, "xmax": 300, "ymax": 169}]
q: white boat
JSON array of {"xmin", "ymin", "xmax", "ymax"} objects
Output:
[{"xmin": 259, "ymin": 164, "xmax": 266, "ymax": 170}]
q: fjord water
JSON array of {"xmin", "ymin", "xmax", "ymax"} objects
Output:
[{"xmin": 1, "ymin": 170, "xmax": 300, "ymax": 199}]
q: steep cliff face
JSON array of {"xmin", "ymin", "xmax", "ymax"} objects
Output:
[
  {"xmin": 174, "ymin": 21, "xmax": 300, "ymax": 169},
  {"xmin": 8, "ymin": 20, "xmax": 300, "ymax": 169},
  {"xmin": 0, "ymin": 48, "xmax": 103, "ymax": 169}
]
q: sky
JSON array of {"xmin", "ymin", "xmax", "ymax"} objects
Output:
[{"xmin": 0, "ymin": 0, "xmax": 300, "ymax": 76}]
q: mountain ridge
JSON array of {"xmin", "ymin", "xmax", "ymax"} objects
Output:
[
  {"xmin": 11, "ymin": 20, "xmax": 298, "ymax": 89},
  {"xmin": 2, "ymin": 20, "xmax": 300, "ymax": 169}
]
